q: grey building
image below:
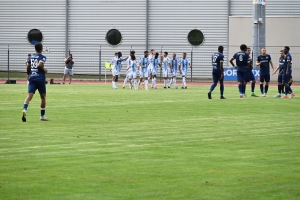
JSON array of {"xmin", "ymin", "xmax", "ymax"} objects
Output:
[{"xmin": 0, "ymin": 0, "xmax": 299, "ymax": 80}]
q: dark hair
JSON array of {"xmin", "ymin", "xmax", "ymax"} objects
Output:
[
  {"xmin": 115, "ymin": 52, "xmax": 118, "ymax": 55},
  {"xmin": 155, "ymin": 52, "xmax": 159, "ymax": 59},
  {"xmin": 28, "ymin": 53, "xmax": 31, "ymax": 56},
  {"xmin": 144, "ymin": 51, "xmax": 148, "ymax": 54},
  {"xmin": 183, "ymin": 52, "xmax": 186, "ymax": 55},
  {"xmin": 35, "ymin": 42, "xmax": 43, "ymax": 53},
  {"xmin": 164, "ymin": 52, "xmax": 168, "ymax": 55},
  {"xmin": 131, "ymin": 54, "xmax": 136, "ymax": 60},
  {"xmin": 130, "ymin": 50, "xmax": 135, "ymax": 55},
  {"xmin": 218, "ymin": 46, "xmax": 224, "ymax": 53},
  {"xmin": 284, "ymin": 46, "xmax": 290, "ymax": 51},
  {"xmin": 173, "ymin": 53, "xmax": 176, "ymax": 56},
  {"xmin": 240, "ymin": 44, "xmax": 247, "ymax": 51},
  {"xmin": 69, "ymin": 54, "xmax": 72, "ymax": 58},
  {"xmin": 118, "ymin": 52, "xmax": 122, "ymax": 57},
  {"xmin": 151, "ymin": 49, "xmax": 155, "ymax": 52}
]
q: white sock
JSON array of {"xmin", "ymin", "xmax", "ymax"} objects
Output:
[
  {"xmin": 145, "ymin": 80, "xmax": 148, "ymax": 89},
  {"xmin": 129, "ymin": 79, "xmax": 133, "ymax": 88},
  {"xmin": 154, "ymin": 77, "xmax": 156, "ymax": 87},
  {"xmin": 183, "ymin": 77, "xmax": 186, "ymax": 87},
  {"xmin": 123, "ymin": 77, "xmax": 127, "ymax": 87},
  {"xmin": 115, "ymin": 82, "xmax": 118, "ymax": 88},
  {"xmin": 164, "ymin": 80, "xmax": 166, "ymax": 87},
  {"xmin": 173, "ymin": 77, "xmax": 176, "ymax": 86},
  {"xmin": 169, "ymin": 78, "xmax": 172, "ymax": 87},
  {"xmin": 133, "ymin": 79, "xmax": 137, "ymax": 88}
]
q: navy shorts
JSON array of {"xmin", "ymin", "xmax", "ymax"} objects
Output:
[
  {"xmin": 260, "ymin": 73, "xmax": 270, "ymax": 83},
  {"xmin": 282, "ymin": 74, "xmax": 291, "ymax": 84},
  {"xmin": 237, "ymin": 71, "xmax": 247, "ymax": 82},
  {"xmin": 277, "ymin": 75, "xmax": 283, "ymax": 83},
  {"xmin": 212, "ymin": 72, "xmax": 223, "ymax": 84},
  {"xmin": 246, "ymin": 70, "xmax": 255, "ymax": 82},
  {"xmin": 28, "ymin": 80, "xmax": 46, "ymax": 94}
]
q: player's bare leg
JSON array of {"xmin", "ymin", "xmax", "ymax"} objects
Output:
[
  {"xmin": 69, "ymin": 75, "xmax": 72, "ymax": 84},
  {"xmin": 40, "ymin": 94, "xmax": 48, "ymax": 121},
  {"xmin": 63, "ymin": 74, "xmax": 66, "ymax": 84}
]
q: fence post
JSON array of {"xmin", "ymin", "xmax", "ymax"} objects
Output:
[
  {"xmin": 99, "ymin": 46, "xmax": 101, "ymax": 81},
  {"xmin": 191, "ymin": 47, "xmax": 193, "ymax": 82},
  {"xmin": 7, "ymin": 45, "xmax": 9, "ymax": 81}
]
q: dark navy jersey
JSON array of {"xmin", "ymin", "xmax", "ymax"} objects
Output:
[
  {"xmin": 279, "ymin": 57, "xmax": 285, "ymax": 74},
  {"xmin": 233, "ymin": 52, "xmax": 250, "ymax": 72},
  {"xmin": 257, "ymin": 54, "xmax": 271, "ymax": 74},
  {"xmin": 247, "ymin": 56, "xmax": 253, "ymax": 71},
  {"xmin": 27, "ymin": 53, "xmax": 47, "ymax": 81},
  {"xmin": 212, "ymin": 52, "xmax": 224, "ymax": 73},
  {"xmin": 284, "ymin": 53, "xmax": 292, "ymax": 73}
]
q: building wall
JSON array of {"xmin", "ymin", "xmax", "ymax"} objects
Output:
[{"xmin": 229, "ymin": 16, "xmax": 300, "ymax": 81}]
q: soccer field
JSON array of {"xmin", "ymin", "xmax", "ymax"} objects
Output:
[{"xmin": 0, "ymin": 84, "xmax": 300, "ymax": 200}]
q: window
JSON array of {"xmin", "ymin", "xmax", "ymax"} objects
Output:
[
  {"xmin": 187, "ymin": 29, "xmax": 204, "ymax": 46},
  {"xmin": 27, "ymin": 29, "xmax": 43, "ymax": 45},
  {"xmin": 106, "ymin": 29, "xmax": 122, "ymax": 46}
]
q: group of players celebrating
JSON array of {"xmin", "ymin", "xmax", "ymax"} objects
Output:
[
  {"xmin": 109, "ymin": 49, "xmax": 192, "ymax": 90},
  {"xmin": 208, "ymin": 44, "xmax": 295, "ymax": 99}
]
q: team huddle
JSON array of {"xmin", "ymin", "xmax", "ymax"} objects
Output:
[
  {"xmin": 208, "ymin": 44, "xmax": 295, "ymax": 99},
  {"xmin": 109, "ymin": 49, "xmax": 192, "ymax": 90}
]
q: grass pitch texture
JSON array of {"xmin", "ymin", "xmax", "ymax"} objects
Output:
[{"xmin": 0, "ymin": 84, "xmax": 299, "ymax": 200}]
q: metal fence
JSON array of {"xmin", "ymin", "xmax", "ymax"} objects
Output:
[{"xmin": 0, "ymin": 44, "xmax": 299, "ymax": 82}]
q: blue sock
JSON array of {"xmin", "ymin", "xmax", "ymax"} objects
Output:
[
  {"xmin": 260, "ymin": 84, "xmax": 264, "ymax": 94},
  {"xmin": 238, "ymin": 84, "xmax": 242, "ymax": 94},
  {"xmin": 41, "ymin": 108, "xmax": 45, "ymax": 116},
  {"xmin": 285, "ymin": 86, "xmax": 289, "ymax": 96},
  {"xmin": 220, "ymin": 84, "xmax": 224, "ymax": 96},
  {"xmin": 265, "ymin": 85, "xmax": 269, "ymax": 94},
  {"xmin": 23, "ymin": 104, "xmax": 28, "ymax": 111},
  {"xmin": 209, "ymin": 83, "xmax": 217, "ymax": 93},
  {"xmin": 251, "ymin": 82, "xmax": 255, "ymax": 93},
  {"xmin": 243, "ymin": 84, "xmax": 246, "ymax": 94},
  {"xmin": 289, "ymin": 87, "xmax": 293, "ymax": 94},
  {"xmin": 278, "ymin": 85, "xmax": 282, "ymax": 93}
]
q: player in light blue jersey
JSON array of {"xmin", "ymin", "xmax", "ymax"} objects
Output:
[
  {"xmin": 110, "ymin": 52, "xmax": 118, "ymax": 87},
  {"xmin": 150, "ymin": 52, "xmax": 160, "ymax": 89},
  {"xmin": 123, "ymin": 50, "xmax": 135, "ymax": 89},
  {"xmin": 22, "ymin": 42, "xmax": 48, "ymax": 122},
  {"xmin": 230, "ymin": 44, "xmax": 252, "ymax": 98},
  {"xmin": 208, "ymin": 46, "xmax": 225, "ymax": 99},
  {"xmin": 169, "ymin": 53, "xmax": 179, "ymax": 89},
  {"xmin": 148, "ymin": 49, "xmax": 156, "ymax": 88},
  {"xmin": 161, "ymin": 52, "xmax": 172, "ymax": 89},
  {"xmin": 138, "ymin": 51, "xmax": 150, "ymax": 90},
  {"xmin": 179, "ymin": 53, "xmax": 191, "ymax": 89},
  {"xmin": 111, "ymin": 52, "xmax": 127, "ymax": 89},
  {"xmin": 128, "ymin": 54, "xmax": 138, "ymax": 89}
]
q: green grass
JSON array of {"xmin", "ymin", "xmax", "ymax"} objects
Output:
[{"xmin": 0, "ymin": 84, "xmax": 300, "ymax": 200}]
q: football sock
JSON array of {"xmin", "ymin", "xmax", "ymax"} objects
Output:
[
  {"xmin": 209, "ymin": 83, "xmax": 217, "ymax": 93},
  {"xmin": 173, "ymin": 77, "xmax": 176, "ymax": 86},
  {"xmin": 41, "ymin": 108, "xmax": 45, "ymax": 116},
  {"xmin": 220, "ymin": 83, "xmax": 224, "ymax": 96},
  {"xmin": 260, "ymin": 84, "xmax": 263, "ymax": 94},
  {"xmin": 123, "ymin": 77, "xmax": 127, "ymax": 87},
  {"xmin": 164, "ymin": 80, "xmax": 167, "ymax": 87},
  {"xmin": 23, "ymin": 104, "xmax": 28, "ymax": 111},
  {"xmin": 145, "ymin": 80, "xmax": 148, "ymax": 89},
  {"xmin": 183, "ymin": 77, "xmax": 186, "ymax": 87},
  {"xmin": 282, "ymin": 84, "xmax": 285, "ymax": 94},
  {"xmin": 169, "ymin": 78, "xmax": 172, "ymax": 87},
  {"xmin": 251, "ymin": 82, "xmax": 255, "ymax": 93},
  {"xmin": 238, "ymin": 84, "xmax": 242, "ymax": 94},
  {"xmin": 243, "ymin": 84, "xmax": 246, "ymax": 94},
  {"xmin": 278, "ymin": 85, "xmax": 282, "ymax": 94},
  {"xmin": 285, "ymin": 85, "xmax": 290, "ymax": 96},
  {"xmin": 265, "ymin": 85, "xmax": 269, "ymax": 94}
]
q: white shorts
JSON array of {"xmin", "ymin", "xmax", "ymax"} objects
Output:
[
  {"xmin": 128, "ymin": 72, "xmax": 137, "ymax": 79},
  {"xmin": 171, "ymin": 70, "xmax": 177, "ymax": 77},
  {"xmin": 163, "ymin": 70, "xmax": 169, "ymax": 78},
  {"xmin": 64, "ymin": 68, "xmax": 73, "ymax": 75},
  {"xmin": 140, "ymin": 71, "xmax": 148, "ymax": 78},
  {"xmin": 181, "ymin": 71, "xmax": 187, "ymax": 77},
  {"xmin": 149, "ymin": 69, "xmax": 157, "ymax": 76},
  {"xmin": 112, "ymin": 69, "xmax": 120, "ymax": 76}
]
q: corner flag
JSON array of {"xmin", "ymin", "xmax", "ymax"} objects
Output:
[{"xmin": 105, "ymin": 61, "xmax": 111, "ymax": 69}]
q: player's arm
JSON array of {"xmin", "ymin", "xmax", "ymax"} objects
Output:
[
  {"xmin": 270, "ymin": 59, "xmax": 274, "ymax": 71},
  {"xmin": 286, "ymin": 60, "xmax": 291, "ymax": 75},
  {"xmin": 229, "ymin": 57, "xmax": 236, "ymax": 68},
  {"xmin": 38, "ymin": 61, "xmax": 47, "ymax": 73},
  {"xmin": 272, "ymin": 64, "xmax": 280, "ymax": 75},
  {"xmin": 71, "ymin": 59, "xmax": 74, "ymax": 64},
  {"xmin": 246, "ymin": 58, "xmax": 252, "ymax": 69},
  {"xmin": 220, "ymin": 60, "xmax": 224, "ymax": 79},
  {"xmin": 65, "ymin": 57, "xmax": 71, "ymax": 64},
  {"xmin": 256, "ymin": 57, "xmax": 261, "ymax": 66}
]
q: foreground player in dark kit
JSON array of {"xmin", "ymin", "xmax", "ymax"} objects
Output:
[
  {"xmin": 208, "ymin": 46, "xmax": 226, "ymax": 99},
  {"xmin": 230, "ymin": 44, "xmax": 252, "ymax": 98},
  {"xmin": 256, "ymin": 48, "xmax": 274, "ymax": 97},
  {"xmin": 22, "ymin": 42, "xmax": 48, "ymax": 122}
]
